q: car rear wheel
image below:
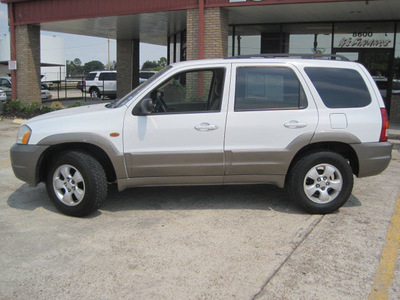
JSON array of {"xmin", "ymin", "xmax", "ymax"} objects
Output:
[
  {"xmin": 90, "ymin": 88, "xmax": 100, "ymax": 98},
  {"xmin": 45, "ymin": 151, "xmax": 107, "ymax": 217},
  {"xmin": 287, "ymin": 151, "xmax": 353, "ymax": 214}
]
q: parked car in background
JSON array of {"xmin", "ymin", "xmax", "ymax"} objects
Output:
[
  {"xmin": 41, "ymin": 82, "xmax": 53, "ymax": 91},
  {"xmin": 373, "ymin": 76, "xmax": 400, "ymax": 98},
  {"xmin": 84, "ymin": 70, "xmax": 117, "ymax": 99},
  {"xmin": 0, "ymin": 76, "xmax": 52, "ymax": 101},
  {"xmin": 41, "ymin": 89, "xmax": 52, "ymax": 100},
  {"xmin": 0, "ymin": 77, "xmax": 12, "ymax": 101},
  {"xmin": 0, "ymin": 89, "xmax": 6, "ymax": 102},
  {"xmin": 139, "ymin": 70, "xmax": 157, "ymax": 83},
  {"xmin": 76, "ymin": 80, "xmax": 85, "ymax": 91}
]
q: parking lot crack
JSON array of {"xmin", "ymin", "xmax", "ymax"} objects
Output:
[{"xmin": 251, "ymin": 215, "xmax": 324, "ymax": 300}]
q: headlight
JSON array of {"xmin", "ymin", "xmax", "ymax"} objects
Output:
[
  {"xmin": 17, "ymin": 125, "xmax": 32, "ymax": 144},
  {"xmin": 0, "ymin": 91, "xmax": 6, "ymax": 97}
]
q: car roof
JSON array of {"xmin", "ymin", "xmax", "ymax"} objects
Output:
[{"xmin": 169, "ymin": 56, "xmax": 357, "ymax": 70}]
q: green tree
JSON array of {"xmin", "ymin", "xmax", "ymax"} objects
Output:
[
  {"xmin": 141, "ymin": 57, "xmax": 168, "ymax": 71},
  {"xmin": 158, "ymin": 57, "xmax": 167, "ymax": 68},
  {"xmin": 83, "ymin": 60, "xmax": 105, "ymax": 74}
]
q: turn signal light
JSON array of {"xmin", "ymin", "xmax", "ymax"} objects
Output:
[
  {"xmin": 22, "ymin": 131, "xmax": 31, "ymax": 144},
  {"xmin": 379, "ymin": 108, "xmax": 389, "ymax": 142}
]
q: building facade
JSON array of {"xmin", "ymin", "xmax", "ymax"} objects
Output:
[{"xmin": 1, "ymin": 0, "xmax": 399, "ymax": 119}]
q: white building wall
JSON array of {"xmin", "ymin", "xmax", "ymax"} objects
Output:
[
  {"xmin": 0, "ymin": 34, "xmax": 66, "ymax": 81},
  {"xmin": 0, "ymin": 34, "xmax": 10, "ymax": 76},
  {"xmin": 41, "ymin": 35, "xmax": 66, "ymax": 82}
]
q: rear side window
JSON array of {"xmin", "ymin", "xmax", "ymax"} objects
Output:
[
  {"xmin": 235, "ymin": 67, "xmax": 307, "ymax": 111},
  {"xmin": 304, "ymin": 67, "xmax": 371, "ymax": 108},
  {"xmin": 85, "ymin": 73, "xmax": 96, "ymax": 81},
  {"xmin": 99, "ymin": 72, "xmax": 116, "ymax": 81}
]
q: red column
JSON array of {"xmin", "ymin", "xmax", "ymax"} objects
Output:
[{"xmin": 198, "ymin": 0, "xmax": 204, "ymax": 60}]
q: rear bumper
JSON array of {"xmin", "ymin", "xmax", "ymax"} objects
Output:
[
  {"xmin": 352, "ymin": 142, "xmax": 393, "ymax": 177},
  {"xmin": 10, "ymin": 144, "xmax": 48, "ymax": 186}
]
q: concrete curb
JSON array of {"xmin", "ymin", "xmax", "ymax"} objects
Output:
[{"xmin": 12, "ymin": 119, "xmax": 27, "ymax": 125}]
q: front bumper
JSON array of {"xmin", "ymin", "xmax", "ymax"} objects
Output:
[
  {"xmin": 10, "ymin": 144, "xmax": 49, "ymax": 186},
  {"xmin": 352, "ymin": 142, "xmax": 393, "ymax": 177}
]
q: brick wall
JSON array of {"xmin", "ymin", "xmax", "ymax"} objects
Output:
[
  {"xmin": 15, "ymin": 25, "xmax": 41, "ymax": 103},
  {"xmin": 186, "ymin": 9, "xmax": 199, "ymax": 61},
  {"xmin": 204, "ymin": 7, "xmax": 228, "ymax": 59},
  {"xmin": 187, "ymin": 7, "xmax": 228, "ymax": 61},
  {"xmin": 116, "ymin": 39, "xmax": 139, "ymax": 98}
]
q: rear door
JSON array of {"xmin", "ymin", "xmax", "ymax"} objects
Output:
[
  {"xmin": 224, "ymin": 62, "xmax": 318, "ymax": 180},
  {"xmin": 98, "ymin": 72, "xmax": 116, "ymax": 94}
]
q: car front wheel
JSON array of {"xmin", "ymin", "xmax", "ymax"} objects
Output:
[
  {"xmin": 45, "ymin": 151, "xmax": 107, "ymax": 217},
  {"xmin": 287, "ymin": 151, "xmax": 354, "ymax": 214}
]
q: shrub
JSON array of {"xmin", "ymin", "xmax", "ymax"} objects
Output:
[
  {"xmin": 50, "ymin": 101, "xmax": 64, "ymax": 110},
  {"xmin": 4, "ymin": 100, "xmax": 22, "ymax": 114},
  {"xmin": 67, "ymin": 101, "xmax": 82, "ymax": 108},
  {"xmin": 40, "ymin": 106, "xmax": 52, "ymax": 114},
  {"xmin": 22, "ymin": 101, "xmax": 42, "ymax": 115}
]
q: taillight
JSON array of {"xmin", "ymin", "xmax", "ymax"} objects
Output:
[{"xmin": 379, "ymin": 108, "xmax": 389, "ymax": 142}]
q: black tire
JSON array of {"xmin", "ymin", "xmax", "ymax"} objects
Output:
[
  {"xmin": 45, "ymin": 151, "xmax": 107, "ymax": 217},
  {"xmin": 90, "ymin": 88, "xmax": 100, "ymax": 98},
  {"xmin": 287, "ymin": 151, "xmax": 353, "ymax": 214}
]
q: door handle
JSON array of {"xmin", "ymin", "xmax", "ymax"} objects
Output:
[
  {"xmin": 194, "ymin": 123, "xmax": 219, "ymax": 131},
  {"xmin": 284, "ymin": 120, "xmax": 308, "ymax": 129}
]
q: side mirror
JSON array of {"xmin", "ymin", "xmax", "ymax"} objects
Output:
[
  {"xmin": 132, "ymin": 98, "xmax": 153, "ymax": 116},
  {"xmin": 140, "ymin": 98, "xmax": 154, "ymax": 114}
]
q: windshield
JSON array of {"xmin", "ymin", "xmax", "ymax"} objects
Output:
[{"xmin": 110, "ymin": 66, "xmax": 172, "ymax": 108}]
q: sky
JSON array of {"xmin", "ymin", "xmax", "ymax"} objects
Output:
[{"xmin": 0, "ymin": 3, "xmax": 166, "ymax": 67}]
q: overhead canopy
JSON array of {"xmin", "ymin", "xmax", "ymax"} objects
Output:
[{"xmin": 1, "ymin": 0, "xmax": 399, "ymax": 45}]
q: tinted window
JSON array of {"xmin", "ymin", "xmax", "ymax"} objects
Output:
[
  {"xmin": 0, "ymin": 78, "xmax": 11, "ymax": 86},
  {"xmin": 99, "ymin": 72, "xmax": 117, "ymax": 81},
  {"xmin": 85, "ymin": 73, "xmax": 96, "ymax": 81},
  {"xmin": 140, "ymin": 72, "xmax": 155, "ymax": 79},
  {"xmin": 305, "ymin": 67, "xmax": 371, "ymax": 108},
  {"xmin": 235, "ymin": 67, "xmax": 307, "ymax": 111}
]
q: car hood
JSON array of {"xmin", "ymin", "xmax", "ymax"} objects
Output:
[
  {"xmin": 27, "ymin": 103, "xmax": 109, "ymax": 123},
  {"xmin": 24, "ymin": 103, "xmax": 128, "ymax": 146}
]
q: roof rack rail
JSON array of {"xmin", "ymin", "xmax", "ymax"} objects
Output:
[{"xmin": 226, "ymin": 53, "xmax": 349, "ymax": 61}]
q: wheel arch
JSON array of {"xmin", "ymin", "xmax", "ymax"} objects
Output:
[
  {"xmin": 285, "ymin": 141, "xmax": 359, "ymax": 186},
  {"xmin": 37, "ymin": 142, "xmax": 118, "ymax": 184},
  {"xmin": 89, "ymin": 86, "xmax": 100, "ymax": 95}
]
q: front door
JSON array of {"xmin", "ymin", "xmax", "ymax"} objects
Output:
[{"xmin": 123, "ymin": 66, "xmax": 229, "ymax": 183}]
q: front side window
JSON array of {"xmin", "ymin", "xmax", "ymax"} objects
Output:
[
  {"xmin": 304, "ymin": 67, "xmax": 371, "ymax": 108},
  {"xmin": 235, "ymin": 67, "xmax": 307, "ymax": 111},
  {"xmin": 139, "ymin": 68, "xmax": 225, "ymax": 114}
]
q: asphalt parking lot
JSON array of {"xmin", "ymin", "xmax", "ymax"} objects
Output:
[{"xmin": 0, "ymin": 118, "xmax": 399, "ymax": 299}]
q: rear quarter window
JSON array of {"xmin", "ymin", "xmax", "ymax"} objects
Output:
[
  {"xmin": 304, "ymin": 67, "xmax": 371, "ymax": 108},
  {"xmin": 99, "ymin": 72, "xmax": 117, "ymax": 81}
]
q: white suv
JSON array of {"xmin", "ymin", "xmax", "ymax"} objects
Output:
[
  {"xmin": 84, "ymin": 70, "xmax": 117, "ymax": 99},
  {"xmin": 11, "ymin": 56, "xmax": 392, "ymax": 217}
]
